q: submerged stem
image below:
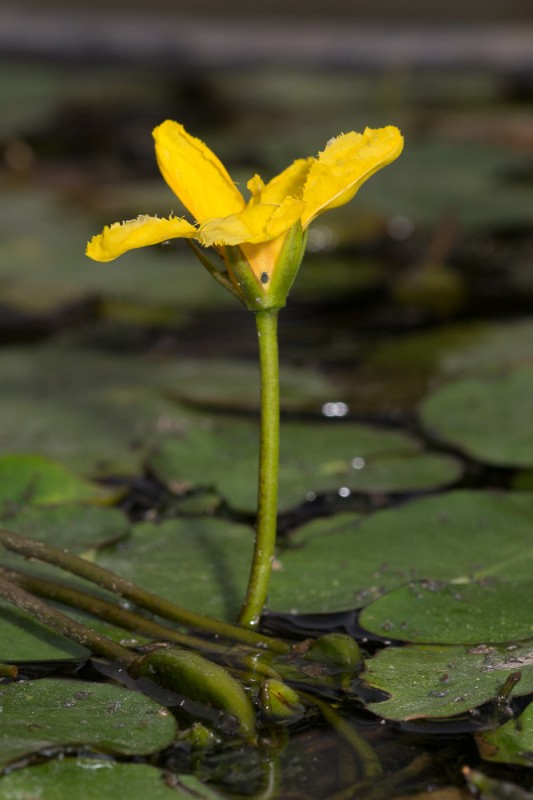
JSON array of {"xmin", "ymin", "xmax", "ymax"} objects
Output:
[
  {"xmin": 0, "ymin": 528, "xmax": 288, "ymax": 654},
  {"xmin": 0, "ymin": 566, "xmax": 227, "ymax": 655},
  {"xmin": 0, "ymin": 573, "xmax": 135, "ymax": 665},
  {"xmin": 239, "ymin": 309, "xmax": 280, "ymax": 627},
  {"xmin": 302, "ymin": 693, "xmax": 383, "ymax": 782}
]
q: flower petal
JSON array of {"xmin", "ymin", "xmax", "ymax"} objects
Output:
[
  {"xmin": 86, "ymin": 215, "xmax": 197, "ymax": 262},
  {"xmin": 259, "ymin": 157, "xmax": 313, "ymax": 205},
  {"xmin": 153, "ymin": 121, "xmax": 245, "ymax": 223},
  {"xmin": 301, "ymin": 126, "xmax": 404, "ymax": 228},
  {"xmin": 199, "ymin": 197, "xmax": 305, "ymax": 247}
]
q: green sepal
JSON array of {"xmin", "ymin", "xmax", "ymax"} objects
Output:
[
  {"xmin": 223, "ymin": 221, "xmax": 306, "ymax": 312},
  {"xmin": 222, "ymin": 245, "xmax": 264, "ymax": 310},
  {"xmin": 186, "ymin": 240, "xmax": 244, "ymax": 304},
  {"xmin": 268, "ymin": 221, "xmax": 307, "ymax": 309}
]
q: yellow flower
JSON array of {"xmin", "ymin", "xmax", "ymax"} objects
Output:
[{"xmin": 87, "ymin": 121, "xmax": 403, "ymax": 309}]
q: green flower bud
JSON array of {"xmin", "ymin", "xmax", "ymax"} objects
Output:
[
  {"xmin": 131, "ymin": 647, "xmax": 256, "ymax": 740},
  {"xmin": 259, "ymin": 679, "xmax": 305, "ymax": 723}
]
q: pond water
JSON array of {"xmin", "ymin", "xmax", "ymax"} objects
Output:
[{"xmin": 0, "ymin": 54, "xmax": 532, "ymax": 799}]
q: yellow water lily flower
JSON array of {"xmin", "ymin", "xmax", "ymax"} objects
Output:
[{"xmin": 87, "ymin": 120, "xmax": 403, "ymax": 310}]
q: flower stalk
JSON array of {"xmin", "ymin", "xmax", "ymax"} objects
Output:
[{"xmin": 239, "ymin": 309, "xmax": 280, "ymax": 626}]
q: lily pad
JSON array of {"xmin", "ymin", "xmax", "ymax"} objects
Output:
[
  {"xmin": 149, "ymin": 417, "xmax": 462, "ymax": 513},
  {"xmin": 420, "ymin": 365, "xmax": 533, "ymax": 467},
  {"xmin": 361, "ymin": 137, "xmax": 533, "ymax": 229},
  {"xmin": 363, "ymin": 641, "xmax": 533, "ymax": 720},
  {"xmin": 359, "ymin": 578, "xmax": 533, "ymax": 645},
  {"xmin": 0, "ymin": 591, "xmax": 153, "ymax": 660},
  {"xmin": 0, "ymin": 341, "xmax": 341, "ymax": 479},
  {"xmin": 267, "ymin": 491, "xmax": 533, "ymax": 614},
  {"xmin": 341, "ymin": 319, "xmax": 533, "ymax": 416},
  {"xmin": 0, "ymin": 759, "xmax": 223, "ymax": 800},
  {"xmin": 0, "ymin": 603, "xmax": 89, "ymax": 660},
  {"xmin": 0, "ymin": 454, "xmax": 111, "ymax": 508},
  {"xmin": 0, "ymin": 182, "xmax": 234, "ymax": 316},
  {"xmin": 0, "ymin": 342, "xmax": 196, "ymax": 477},
  {"xmin": 96, "ymin": 517, "xmax": 254, "ymax": 622},
  {"xmin": 0, "ymin": 507, "xmax": 145, "ymax": 659},
  {"xmin": 0, "ymin": 678, "xmax": 177, "ymax": 767},
  {"xmin": 476, "ymin": 702, "xmax": 533, "ymax": 767},
  {"xmin": 161, "ymin": 358, "xmax": 338, "ymax": 413},
  {"xmin": 2, "ymin": 504, "xmax": 130, "ymax": 552},
  {"xmin": 431, "ymin": 320, "xmax": 533, "ymax": 378}
]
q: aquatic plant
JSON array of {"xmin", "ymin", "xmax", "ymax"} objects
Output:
[{"xmin": 87, "ymin": 120, "xmax": 403, "ymax": 625}]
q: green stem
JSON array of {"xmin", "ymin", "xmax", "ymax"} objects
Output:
[
  {"xmin": 0, "ymin": 527, "xmax": 288, "ymax": 654},
  {"xmin": 0, "ymin": 573, "xmax": 136, "ymax": 665},
  {"xmin": 239, "ymin": 309, "xmax": 280, "ymax": 627},
  {"xmin": 0, "ymin": 566, "xmax": 286, "ymax": 678},
  {"xmin": 301, "ymin": 692, "xmax": 383, "ymax": 782},
  {"xmin": 0, "ymin": 566, "xmax": 226, "ymax": 655}
]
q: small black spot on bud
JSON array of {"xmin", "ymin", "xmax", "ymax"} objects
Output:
[{"xmin": 260, "ymin": 272, "xmax": 269, "ymax": 284}]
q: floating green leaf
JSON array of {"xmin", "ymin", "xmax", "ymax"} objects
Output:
[
  {"xmin": 150, "ymin": 417, "xmax": 462, "ymax": 513},
  {"xmin": 0, "ymin": 454, "xmax": 111, "ymax": 508},
  {"xmin": 0, "ymin": 678, "xmax": 177, "ymax": 767},
  {"xmin": 0, "ymin": 603, "xmax": 89, "ymax": 660},
  {"xmin": 0, "ymin": 183, "xmax": 233, "ymax": 316},
  {"xmin": 364, "ymin": 641, "xmax": 533, "ymax": 720},
  {"xmin": 342, "ymin": 319, "xmax": 533, "ymax": 415},
  {"xmin": 359, "ymin": 578, "xmax": 533, "ymax": 645},
  {"xmin": 0, "ymin": 343, "xmax": 195, "ymax": 477},
  {"xmin": 161, "ymin": 357, "xmax": 337, "ymax": 413},
  {"xmin": 0, "ymin": 759, "xmax": 224, "ymax": 800},
  {"xmin": 0, "ymin": 594, "xmax": 152, "ymax": 660},
  {"xmin": 420, "ymin": 365, "xmax": 533, "ymax": 467},
  {"xmin": 476, "ymin": 702, "xmax": 533, "ymax": 767},
  {"xmin": 0, "ymin": 506, "xmax": 140, "ymax": 657},
  {"xmin": 268, "ymin": 491, "xmax": 533, "ymax": 614},
  {"xmin": 96, "ymin": 518, "xmax": 254, "ymax": 622},
  {"xmin": 360, "ymin": 138, "xmax": 533, "ymax": 229},
  {"xmin": 0, "ymin": 342, "xmax": 339, "ymax": 479},
  {"xmin": 3, "ymin": 505, "xmax": 129, "ymax": 552}
]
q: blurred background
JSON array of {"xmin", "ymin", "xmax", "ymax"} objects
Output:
[{"xmin": 0, "ymin": 0, "xmax": 532, "ymax": 443}]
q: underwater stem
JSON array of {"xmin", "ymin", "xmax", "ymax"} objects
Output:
[
  {"xmin": 0, "ymin": 528, "xmax": 288, "ymax": 653},
  {"xmin": 0, "ymin": 566, "xmax": 229, "ymax": 655},
  {"xmin": 0, "ymin": 573, "xmax": 136, "ymax": 665},
  {"xmin": 239, "ymin": 309, "xmax": 280, "ymax": 627},
  {"xmin": 302, "ymin": 693, "xmax": 383, "ymax": 782}
]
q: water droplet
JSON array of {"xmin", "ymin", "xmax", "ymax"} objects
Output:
[
  {"xmin": 321, "ymin": 401, "xmax": 349, "ymax": 418},
  {"xmin": 351, "ymin": 457, "xmax": 365, "ymax": 470},
  {"xmin": 387, "ymin": 215, "xmax": 414, "ymax": 241},
  {"xmin": 307, "ymin": 224, "xmax": 338, "ymax": 252},
  {"xmin": 338, "ymin": 487, "xmax": 351, "ymax": 498}
]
